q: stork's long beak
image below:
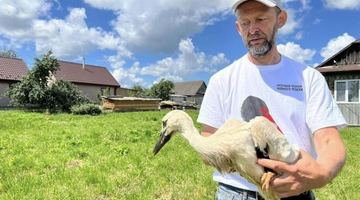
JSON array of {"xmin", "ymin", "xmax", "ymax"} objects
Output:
[{"xmin": 153, "ymin": 129, "xmax": 172, "ymax": 155}]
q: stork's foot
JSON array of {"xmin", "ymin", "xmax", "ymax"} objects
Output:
[{"xmin": 261, "ymin": 172, "xmax": 276, "ymax": 191}]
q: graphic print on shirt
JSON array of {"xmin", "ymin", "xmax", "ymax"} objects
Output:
[
  {"xmin": 241, "ymin": 96, "xmax": 282, "ymax": 133},
  {"xmin": 241, "ymin": 96, "xmax": 283, "ymax": 167}
]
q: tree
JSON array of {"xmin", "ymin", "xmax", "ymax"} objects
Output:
[
  {"xmin": 7, "ymin": 51, "xmax": 89, "ymax": 112},
  {"xmin": 0, "ymin": 50, "xmax": 17, "ymax": 58},
  {"xmin": 150, "ymin": 79, "xmax": 174, "ymax": 100},
  {"xmin": 129, "ymin": 85, "xmax": 151, "ymax": 97},
  {"xmin": 128, "ymin": 85, "xmax": 143, "ymax": 97}
]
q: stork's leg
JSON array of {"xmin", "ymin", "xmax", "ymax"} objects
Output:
[{"xmin": 261, "ymin": 172, "xmax": 276, "ymax": 191}]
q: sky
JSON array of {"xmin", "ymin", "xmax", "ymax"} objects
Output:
[{"xmin": 0, "ymin": 0, "xmax": 359, "ymax": 88}]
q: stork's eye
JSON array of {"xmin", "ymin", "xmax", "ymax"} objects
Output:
[{"xmin": 162, "ymin": 120, "xmax": 168, "ymax": 127}]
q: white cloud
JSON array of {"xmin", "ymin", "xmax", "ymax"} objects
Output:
[
  {"xmin": 0, "ymin": 0, "xmax": 51, "ymax": 38},
  {"xmin": 279, "ymin": 9, "xmax": 301, "ymax": 36},
  {"xmin": 283, "ymin": 0, "xmax": 311, "ymax": 10},
  {"xmin": 110, "ymin": 38, "xmax": 229, "ymax": 87},
  {"xmin": 84, "ymin": 0, "xmax": 233, "ymax": 53},
  {"xmin": 277, "ymin": 42, "xmax": 316, "ymax": 64},
  {"xmin": 320, "ymin": 33, "xmax": 356, "ymax": 61},
  {"xmin": 140, "ymin": 38, "xmax": 228, "ymax": 76},
  {"xmin": 111, "ymin": 62, "xmax": 145, "ymax": 88},
  {"xmin": 294, "ymin": 32, "xmax": 303, "ymax": 40},
  {"xmin": 0, "ymin": 1, "xmax": 127, "ymax": 59},
  {"xmin": 324, "ymin": 0, "xmax": 360, "ymax": 10},
  {"xmin": 33, "ymin": 8, "xmax": 124, "ymax": 58}
]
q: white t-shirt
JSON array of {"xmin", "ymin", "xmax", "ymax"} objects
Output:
[{"xmin": 197, "ymin": 54, "xmax": 347, "ymax": 191}]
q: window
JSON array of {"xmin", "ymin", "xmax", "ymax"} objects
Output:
[
  {"xmin": 335, "ymin": 81, "xmax": 346, "ymax": 102},
  {"xmin": 335, "ymin": 80, "xmax": 360, "ymax": 103}
]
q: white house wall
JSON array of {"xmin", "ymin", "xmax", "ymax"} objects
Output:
[{"xmin": 76, "ymin": 84, "xmax": 115, "ymax": 103}]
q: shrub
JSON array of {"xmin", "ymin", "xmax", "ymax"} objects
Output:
[
  {"xmin": 49, "ymin": 80, "xmax": 90, "ymax": 112},
  {"xmin": 7, "ymin": 51, "xmax": 89, "ymax": 112},
  {"xmin": 71, "ymin": 103, "xmax": 102, "ymax": 115}
]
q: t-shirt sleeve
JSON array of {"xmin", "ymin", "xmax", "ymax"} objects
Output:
[
  {"xmin": 306, "ymin": 72, "xmax": 347, "ymax": 133},
  {"xmin": 197, "ymin": 75, "xmax": 225, "ymax": 128}
]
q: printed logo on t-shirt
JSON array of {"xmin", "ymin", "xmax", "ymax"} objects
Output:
[{"xmin": 276, "ymin": 84, "xmax": 303, "ymax": 92}]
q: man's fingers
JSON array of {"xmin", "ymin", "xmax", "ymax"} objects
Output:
[{"xmin": 257, "ymin": 158, "xmax": 291, "ymax": 173}]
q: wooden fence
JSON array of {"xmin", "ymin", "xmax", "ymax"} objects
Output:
[{"xmin": 337, "ymin": 103, "xmax": 360, "ymax": 126}]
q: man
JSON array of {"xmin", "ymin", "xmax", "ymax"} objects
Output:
[{"xmin": 197, "ymin": 0, "xmax": 347, "ymax": 199}]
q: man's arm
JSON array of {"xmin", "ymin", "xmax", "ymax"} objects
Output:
[
  {"xmin": 201, "ymin": 124, "xmax": 218, "ymax": 137},
  {"xmin": 312, "ymin": 127, "xmax": 346, "ymax": 184},
  {"xmin": 257, "ymin": 127, "xmax": 346, "ymax": 197}
]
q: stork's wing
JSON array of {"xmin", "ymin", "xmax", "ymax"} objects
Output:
[
  {"xmin": 249, "ymin": 116, "xmax": 300, "ymax": 163},
  {"xmin": 214, "ymin": 119, "xmax": 249, "ymax": 136}
]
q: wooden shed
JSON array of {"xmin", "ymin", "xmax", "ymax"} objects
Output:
[
  {"xmin": 101, "ymin": 96, "xmax": 161, "ymax": 111},
  {"xmin": 170, "ymin": 80, "xmax": 207, "ymax": 108},
  {"xmin": 316, "ymin": 39, "xmax": 360, "ymax": 125}
]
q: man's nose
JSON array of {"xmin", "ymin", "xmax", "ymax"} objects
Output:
[{"xmin": 249, "ymin": 22, "xmax": 260, "ymax": 34}]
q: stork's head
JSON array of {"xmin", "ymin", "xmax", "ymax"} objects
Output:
[{"xmin": 153, "ymin": 110, "xmax": 193, "ymax": 155}]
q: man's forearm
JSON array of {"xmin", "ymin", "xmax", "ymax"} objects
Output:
[{"xmin": 314, "ymin": 127, "xmax": 346, "ymax": 186}]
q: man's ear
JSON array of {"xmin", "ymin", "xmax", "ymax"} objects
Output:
[
  {"xmin": 277, "ymin": 10, "xmax": 287, "ymax": 29},
  {"xmin": 235, "ymin": 20, "xmax": 244, "ymax": 37},
  {"xmin": 235, "ymin": 20, "xmax": 241, "ymax": 33}
]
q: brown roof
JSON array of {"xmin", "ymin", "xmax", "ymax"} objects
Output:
[
  {"xmin": 316, "ymin": 64, "xmax": 360, "ymax": 73},
  {"xmin": 172, "ymin": 80, "xmax": 206, "ymax": 96},
  {"xmin": 0, "ymin": 56, "xmax": 28, "ymax": 81},
  {"xmin": 316, "ymin": 39, "xmax": 360, "ymax": 68},
  {"xmin": 54, "ymin": 60, "xmax": 120, "ymax": 87}
]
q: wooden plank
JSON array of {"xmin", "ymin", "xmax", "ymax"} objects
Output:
[
  {"xmin": 337, "ymin": 103, "xmax": 360, "ymax": 126},
  {"xmin": 101, "ymin": 97, "xmax": 161, "ymax": 111}
]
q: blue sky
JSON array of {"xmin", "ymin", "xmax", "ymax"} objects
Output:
[{"xmin": 0, "ymin": 0, "xmax": 359, "ymax": 88}]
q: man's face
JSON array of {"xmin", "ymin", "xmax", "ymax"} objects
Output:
[{"xmin": 235, "ymin": 1, "xmax": 281, "ymax": 57}]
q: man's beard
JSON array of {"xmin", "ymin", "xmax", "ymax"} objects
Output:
[{"xmin": 244, "ymin": 28, "xmax": 276, "ymax": 57}]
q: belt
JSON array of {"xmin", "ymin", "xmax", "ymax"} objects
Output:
[
  {"xmin": 282, "ymin": 191, "xmax": 314, "ymax": 200},
  {"xmin": 219, "ymin": 182, "xmax": 314, "ymax": 200},
  {"xmin": 219, "ymin": 183, "xmax": 264, "ymax": 199}
]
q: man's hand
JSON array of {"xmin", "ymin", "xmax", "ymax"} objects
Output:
[
  {"xmin": 258, "ymin": 150, "xmax": 329, "ymax": 197},
  {"xmin": 257, "ymin": 127, "xmax": 346, "ymax": 198}
]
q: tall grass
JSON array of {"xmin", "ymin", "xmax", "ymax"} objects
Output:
[{"xmin": 0, "ymin": 110, "xmax": 358, "ymax": 199}]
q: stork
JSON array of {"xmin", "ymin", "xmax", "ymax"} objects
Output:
[{"xmin": 153, "ymin": 110, "xmax": 300, "ymax": 200}]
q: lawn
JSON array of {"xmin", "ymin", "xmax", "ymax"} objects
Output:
[{"xmin": 0, "ymin": 110, "xmax": 358, "ymax": 200}]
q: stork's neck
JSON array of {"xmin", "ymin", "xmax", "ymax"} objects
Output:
[{"xmin": 179, "ymin": 122, "xmax": 208, "ymax": 153}]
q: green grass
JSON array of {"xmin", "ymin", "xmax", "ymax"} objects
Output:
[
  {"xmin": 314, "ymin": 127, "xmax": 360, "ymax": 200},
  {"xmin": 0, "ymin": 110, "xmax": 358, "ymax": 200}
]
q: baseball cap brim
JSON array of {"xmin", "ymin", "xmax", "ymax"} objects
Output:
[{"xmin": 232, "ymin": 0, "xmax": 278, "ymax": 12}]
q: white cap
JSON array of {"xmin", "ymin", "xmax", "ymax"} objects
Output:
[{"xmin": 232, "ymin": 0, "xmax": 282, "ymax": 12}]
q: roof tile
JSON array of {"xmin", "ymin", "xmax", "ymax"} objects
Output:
[
  {"xmin": 55, "ymin": 60, "xmax": 120, "ymax": 87},
  {"xmin": 0, "ymin": 57, "xmax": 28, "ymax": 81},
  {"xmin": 172, "ymin": 80, "xmax": 206, "ymax": 96}
]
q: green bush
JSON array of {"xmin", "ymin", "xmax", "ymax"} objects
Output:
[
  {"xmin": 70, "ymin": 103, "xmax": 102, "ymax": 115},
  {"xmin": 7, "ymin": 51, "xmax": 89, "ymax": 112},
  {"xmin": 49, "ymin": 80, "xmax": 90, "ymax": 112}
]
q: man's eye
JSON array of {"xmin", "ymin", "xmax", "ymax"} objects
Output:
[{"xmin": 240, "ymin": 21, "xmax": 250, "ymax": 27}]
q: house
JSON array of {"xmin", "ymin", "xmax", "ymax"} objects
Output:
[
  {"xmin": 170, "ymin": 80, "xmax": 207, "ymax": 107},
  {"xmin": 316, "ymin": 39, "xmax": 360, "ymax": 125},
  {"xmin": 54, "ymin": 60, "xmax": 120, "ymax": 103},
  {"xmin": 0, "ymin": 57, "xmax": 28, "ymax": 107}
]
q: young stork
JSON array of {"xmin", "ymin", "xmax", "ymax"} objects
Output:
[{"xmin": 153, "ymin": 110, "xmax": 300, "ymax": 200}]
